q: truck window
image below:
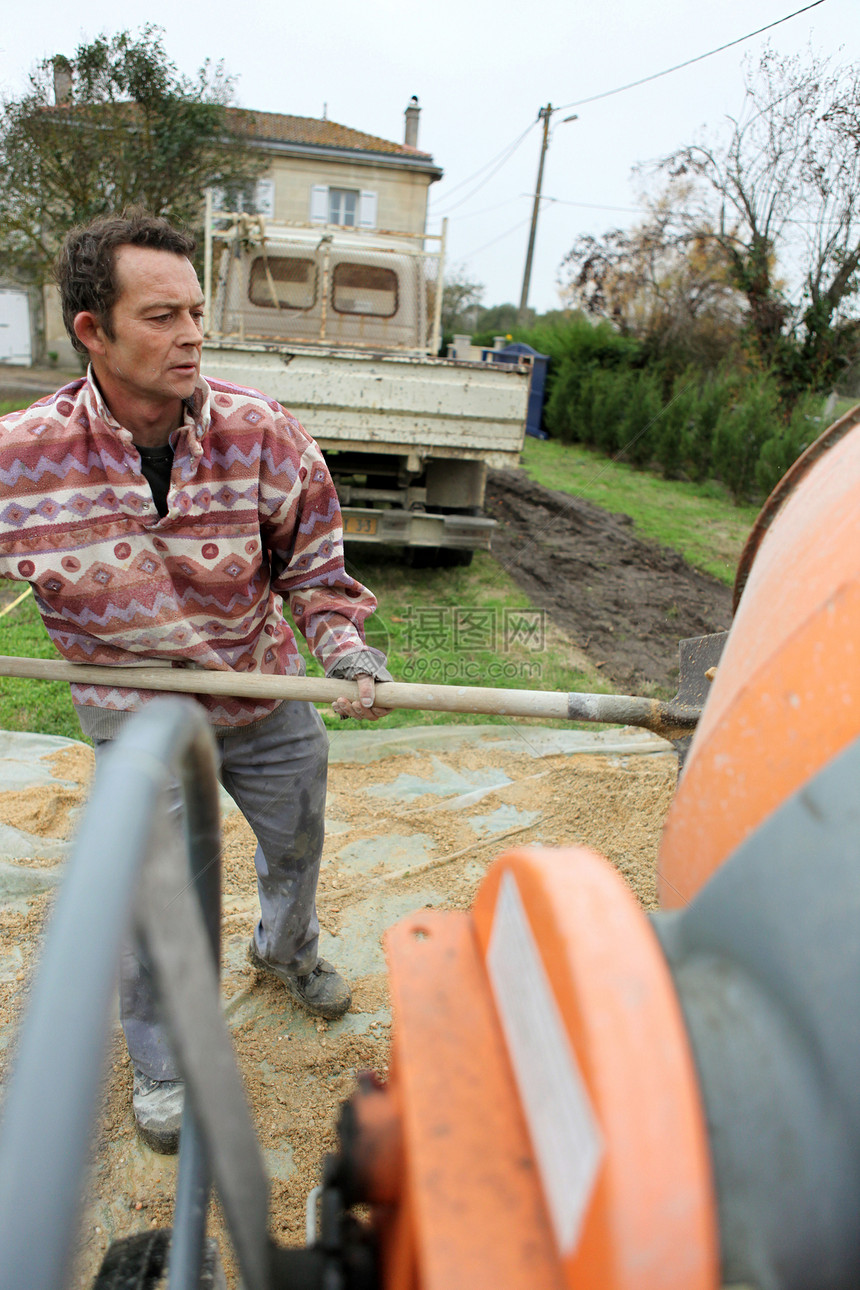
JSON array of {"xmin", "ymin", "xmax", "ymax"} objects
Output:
[
  {"xmin": 249, "ymin": 257, "xmax": 316, "ymax": 310},
  {"xmin": 332, "ymin": 263, "xmax": 398, "ymax": 318}
]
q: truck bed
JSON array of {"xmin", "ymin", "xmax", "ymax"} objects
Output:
[{"xmin": 203, "ymin": 342, "xmax": 530, "ymax": 468}]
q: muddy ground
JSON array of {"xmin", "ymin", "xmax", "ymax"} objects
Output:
[{"xmin": 486, "ymin": 468, "xmax": 733, "ymax": 694}]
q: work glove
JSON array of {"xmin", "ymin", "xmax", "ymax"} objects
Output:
[
  {"xmin": 328, "ymin": 647, "xmax": 392, "ymax": 722},
  {"xmin": 331, "ymin": 672, "xmax": 391, "ymax": 721}
]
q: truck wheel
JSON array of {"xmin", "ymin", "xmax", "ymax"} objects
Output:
[
  {"xmin": 444, "ymin": 549, "xmax": 474, "ymax": 567},
  {"xmin": 408, "ymin": 548, "xmax": 474, "ymax": 569}
]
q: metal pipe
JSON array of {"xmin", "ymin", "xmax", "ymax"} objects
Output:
[
  {"xmin": 430, "ymin": 217, "xmax": 447, "ymax": 356},
  {"xmin": 167, "ymin": 706, "xmax": 223, "ymax": 1290},
  {"xmin": 170, "ymin": 1109, "xmax": 211, "ymax": 1290},
  {"xmin": 0, "ymin": 701, "xmax": 273, "ymax": 1290},
  {"xmin": 0, "ymin": 704, "xmax": 218, "ymax": 1289}
]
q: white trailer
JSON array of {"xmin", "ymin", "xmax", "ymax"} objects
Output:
[{"xmin": 202, "ymin": 208, "xmax": 531, "ymax": 563}]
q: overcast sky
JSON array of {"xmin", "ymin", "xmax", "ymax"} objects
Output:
[{"xmin": 2, "ymin": 0, "xmax": 857, "ymax": 313}]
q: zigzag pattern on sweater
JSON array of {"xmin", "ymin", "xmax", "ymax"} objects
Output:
[{"xmin": 0, "ymin": 449, "xmax": 112, "ymax": 488}]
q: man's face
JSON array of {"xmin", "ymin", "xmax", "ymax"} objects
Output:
[{"xmin": 89, "ymin": 245, "xmax": 205, "ymax": 406}]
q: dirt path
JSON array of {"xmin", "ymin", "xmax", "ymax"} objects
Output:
[{"xmin": 486, "ymin": 468, "xmax": 733, "ymax": 694}]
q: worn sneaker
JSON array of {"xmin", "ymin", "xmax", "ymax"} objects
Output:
[
  {"xmin": 248, "ymin": 939, "xmax": 351, "ymax": 1019},
  {"xmin": 132, "ymin": 1067, "xmax": 184, "ymax": 1154}
]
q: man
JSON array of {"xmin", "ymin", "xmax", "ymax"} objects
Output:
[{"xmin": 0, "ymin": 211, "xmax": 391, "ymax": 1152}]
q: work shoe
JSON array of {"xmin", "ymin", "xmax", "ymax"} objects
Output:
[
  {"xmin": 248, "ymin": 939, "xmax": 351, "ymax": 1019},
  {"xmin": 132, "ymin": 1067, "xmax": 184, "ymax": 1155}
]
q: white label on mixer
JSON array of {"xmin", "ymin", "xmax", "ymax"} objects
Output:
[{"xmin": 487, "ymin": 871, "xmax": 603, "ymax": 1255}]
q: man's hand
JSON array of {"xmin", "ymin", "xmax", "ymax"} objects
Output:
[{"xmin": 331, "ymin": 673, "xmax": 390, "ymax": 721}]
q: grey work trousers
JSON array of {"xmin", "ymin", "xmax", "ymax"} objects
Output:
[{"xmin": 93, "ymin": 699, "xmax": 329, "ymax": 1080}]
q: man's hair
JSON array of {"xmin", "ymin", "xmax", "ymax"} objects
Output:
[{"xmin": 55, "ymin": 209, "xmax": 197, "ymax": 354}]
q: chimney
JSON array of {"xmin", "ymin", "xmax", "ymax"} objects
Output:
[
  {"xmin": 52, "ymin": 57, "xmax": 73, "ymax": 106},
  {"xmin": 404, "ymin": 96, "xmax": 420, "ymax": 148}
]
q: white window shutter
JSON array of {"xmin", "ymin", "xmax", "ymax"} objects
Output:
[
  {"xmin": 254, "ymin": 178, "xmax": 275, "ymax": 218},
  {"xmin": 358, "ymin": 190, "xmax": 378, "ymax": 228},
  {"xmin": 310, "ymin": 185, "xmax": 329, "ymax": 224}
]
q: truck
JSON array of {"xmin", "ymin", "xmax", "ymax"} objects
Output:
[{"xmin": 201, "ymin": 204, "xmax": 532, "ymax": 564}]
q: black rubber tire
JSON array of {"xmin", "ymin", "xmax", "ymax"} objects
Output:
[{"xmin": 407, "ymin": 547, "xmax": 474, "ymax": 569}]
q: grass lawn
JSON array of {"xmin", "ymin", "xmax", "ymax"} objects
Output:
[
  {"xmin": 0, "ymin": 589, "xmax": 85, "ymax": 740},
  {"xmin": 520, "ymin": 436, "xmax": 759, "ymax": 587}
]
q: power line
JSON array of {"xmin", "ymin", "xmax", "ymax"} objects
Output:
[
  {"xmin": 432, "ymin": 2, "xmax": 829, "ymax": 231},
  {"xmin": 437, "ymin": 195, "xmax": 525, "ymax": 224},
  {"xmin": 555, "ymin": 0, "xmax": 829, "ymax": 112},
  {"xmin": 430, "ymin": 121, "xmax": 537, "ymax": 216},
  {"xmin": 536, "ymin": 195, "xmax": 643, "ymax": 215},
  {"xmin": 433, "ymin": 0, "xmax": 829, "ymax": 237},
  {"xmin": 464, "ymin": 216, "xmax": 532, "ymax": 261}
]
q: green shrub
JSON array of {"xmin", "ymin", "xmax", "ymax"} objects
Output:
[
  {"xmin": 622, "ymin": 369, "xmax": 664, "ymax": 467},
  {"xmin": 682, "ymin": 370, "xmax": 734, "ymax": 482},
  {"xmin": 497, "ymin": 316, "xmax": 643, "ymax": 436},
  {"xmin": 544, "ymin": 355, "xmax": 589, "ymax": 441},
  {"xmin": 653, "ymin": 371, "xmax": 697, "ymax": 478},
  {"xmin": 587, "ymin": 367, "xmax": 635, "ymax": 454},
  {"xmin": 754, "ymin": 390, "xmax": 819, "ymax": 496},
  {"xmin": 510, "ymin": 314, "xmax": 818, "ymax": 501},
  {"xmin": 712, "ymin": 372, "xmax": 783, "ymax": 499}
]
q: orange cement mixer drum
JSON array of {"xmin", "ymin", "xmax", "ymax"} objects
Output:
[{"xmin": 659, "ymin": 408, "xmax": 860, "ymax": 907}]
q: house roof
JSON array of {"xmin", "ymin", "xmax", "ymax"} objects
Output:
[{"xmin": 226, "ymin": 108, "xmax": 437, "ymax": 166}]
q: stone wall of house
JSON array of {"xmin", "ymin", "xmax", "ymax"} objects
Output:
[{"xmin": 265, "ymin": 153, "xmax": 433, "ymax": 235}]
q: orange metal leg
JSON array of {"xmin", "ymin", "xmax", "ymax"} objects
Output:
[{"xmin": 378, "ymin": 909, "xmax": 566, "ymax": 1290}]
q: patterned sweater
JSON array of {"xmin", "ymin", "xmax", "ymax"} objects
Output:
[{"xmin": 0, "ymin": 371, "xmax": 383, "ymax": 735}]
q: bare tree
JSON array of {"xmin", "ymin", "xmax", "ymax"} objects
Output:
[
  {"xmin": 561, "ymin": 50, "xmax": 860, "ymax": 386},
  {"xmin": 660, "ymin": 48, "xmax": 860, "ymax": 374},
  {"xmin": 559, "ymin": 186, "xmax": 744, "ymax": 366}
]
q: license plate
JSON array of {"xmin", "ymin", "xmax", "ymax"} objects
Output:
[{"xmin": 344, "ymin": 514, "xmax": 378, "ymax": 536}]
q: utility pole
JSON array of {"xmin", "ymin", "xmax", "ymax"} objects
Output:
[
  {"xmin": 518, "ymin": 105, "xmax": 553, "ymax": 325},
  {"xmin": 518, "ymin": 105, "xmax": 577, "ymax": 325}
]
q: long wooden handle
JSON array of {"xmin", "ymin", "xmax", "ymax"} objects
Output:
[{"xmin": 0, "ymin": 655, "xmax": 697, "ymax": 738}]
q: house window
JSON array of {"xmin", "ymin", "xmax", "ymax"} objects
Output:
[
  {"xmin": 329, "ymin": 188, "xmax": 358, "ymax": 226},
  {"xmin": 332, "ymin": 263, "xmax": 398, "ymax": 317},
  {"xmin": 310, "ymin": 186, "xmax": 378, "ymax": 228},
  {"xmin": 249, "ymin": 257, "xmax": 316, "ymax": 310}
]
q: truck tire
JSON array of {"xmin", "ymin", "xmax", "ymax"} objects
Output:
[{"xmin": 408, "ymin": 548, "xmax": 474, "ymax": 569}]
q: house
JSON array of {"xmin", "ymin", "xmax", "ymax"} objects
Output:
[
  {"xmin": 43, "ymin": 93, "xmax": 442, "ymax": 366},
  {"xmin": 225, "ymin": 97, "xmax": 442, "ymax": 236}
]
